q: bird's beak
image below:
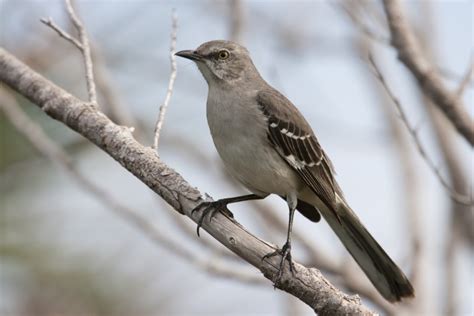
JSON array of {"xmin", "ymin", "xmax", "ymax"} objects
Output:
[{"xmin": 175, "ymin": 50, "xmax": 202, "ymax": 61}]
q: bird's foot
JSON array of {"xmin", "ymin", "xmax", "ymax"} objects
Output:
[
  {"xmin": 262, "ymin": 241, "xmax": 297, "ymax": 283},
  {"xmin": 191, "ymin": 200, "xmax": 234, "ymax": 237}
]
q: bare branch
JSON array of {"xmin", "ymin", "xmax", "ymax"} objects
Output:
[
  {"xmin": 40, "ymin": 17, "xmax": 83, "ymax": 50},
  {"xmin": 40, "ymin": 0, "xmax": 98, "ymax": 105},
  {"xmin": 368, "ymin": 53, "xmax": 473, "ymax": 206},
  {"xmin": 0, "ymin": 90, "xmax": 262, "ymax": 286},
  {"xmin": 153, "ymin": 10, "xmax": 178, "ymax": 151},
  {"xmin": 42, "ymin": 13, "xmax": 139, "ymax": 132},
  {"xmin": 0, "ymin": 47, "xmax": 375, "ymax": 315},
  {"xmin": 65, "ymin": 0, "xmax": 98, "ymax": 105},
  {"xmin": 382, "ymin": 0, "xmax": 474, "ymax": 146}
]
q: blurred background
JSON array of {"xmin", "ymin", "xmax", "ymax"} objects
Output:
[{"xmin": 0, "ymin": 0, "xmax": 472, "ymax": 315}]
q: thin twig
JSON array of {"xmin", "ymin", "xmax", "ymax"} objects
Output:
[
  {"xmin": 65, "ymin": 0, "xmax": 98, "ymax": 105},
  {"xmin": 456, "ymin": 57, "xmax": 474, "ymax": 98},
  {"xmin": 368, "ymin": 53, "xmax": 473, "ymax": 206},
  {"xmin": 335, "ymin": 1, "xmax": 389, "ymax": 44},
  {"xmin": 153, "ymin": 10, "xmax": 178, "ymax": 151},
  {"xmin": 40, "ymin": 0, "xmax": 98, "ymax": 105},
  {"xmin": 42, "ymin": 11, "xmax": 140, "ymax": 132},
  {"xmin": 0, "ymin": 91, "xmax": 262, "ymax": 285},
  {"xmin": 40, "ymin": 17, "xmax": 83, "ymax": 50}
]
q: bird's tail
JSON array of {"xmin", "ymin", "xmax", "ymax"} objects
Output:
[{"xmin": 320, "ymin": 199, "xmax": 414, "ymax": 302}]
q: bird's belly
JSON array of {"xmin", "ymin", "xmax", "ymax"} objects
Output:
[{"xmin": 212, "ymin": 126, "xmax": 302, "ymax": 197}]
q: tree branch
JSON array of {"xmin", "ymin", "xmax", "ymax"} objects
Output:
[
  {"xmin": 382, "ymin": 0, "xmax": 474, "ymax": 146},
  {"xmin": 0, "ymin": 47, "xmax": 375, "ymax": 315},
  {"xmin": 368, "ymin": 53, "xmax": 473, "ymax": 206}
]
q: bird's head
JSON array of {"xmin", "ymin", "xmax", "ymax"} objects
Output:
[{"xmin": 176, "ymin": 40, "xmax": 260, "ymax": 86}]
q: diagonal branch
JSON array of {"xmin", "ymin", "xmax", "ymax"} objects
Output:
[
  {"xmin": 368, "ymin": 53, "xmax": 473, "ymax": 206},
  {"xmin": 382, "ymin": 0, "xmax": 474, "ymax": 146},
  {"xmin": 0, "ymin": 48, "xmax": 375, "ymax": 316}
]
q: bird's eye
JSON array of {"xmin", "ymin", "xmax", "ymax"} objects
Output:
[{"xmin": 217, "ymin": 50, "xmax": 230, "ymax": 60}]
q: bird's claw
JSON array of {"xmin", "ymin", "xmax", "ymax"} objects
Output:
[
  {"xmin": 262, "ymin": 241, "xmax": 297, "ymax": 283},
  {"xmin": 191, "ymin": 200, "xmax": 233, "ymax": 237}
]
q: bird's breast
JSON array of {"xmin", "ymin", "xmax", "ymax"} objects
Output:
[{"xmin": 206, "ymin": 89, "xmax": 302, "ymax": 196}]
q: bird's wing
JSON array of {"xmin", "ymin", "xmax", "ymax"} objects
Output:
[
  {"xmin": 258, "ymin": 90, "xmax": 415, "ymax": 302},
  {"xmin": 257, "ymin": 88, "xmax": 341, "ymax": 214}
]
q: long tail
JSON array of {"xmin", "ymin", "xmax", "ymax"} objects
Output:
[{"xmin": 320, "ymin": 199, "xmax": 414, "ymax": 302}]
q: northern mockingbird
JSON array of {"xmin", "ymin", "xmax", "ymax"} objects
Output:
[{"xmin": 176, "ymin": 40, "xmax": 414, "ymax": 302}]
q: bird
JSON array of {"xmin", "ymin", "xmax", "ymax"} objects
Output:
[{"xmin": 175, "ymin": 40, "xmax": 414, "ymax": 302}]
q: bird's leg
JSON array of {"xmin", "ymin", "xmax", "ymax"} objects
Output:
[
  {"xmin": 262, "ymin": 193, "xmax": 298, "ymax": 282},
  {"xmin": 192, "ymin": 194, "xmax": 264, "ymax": 236}
]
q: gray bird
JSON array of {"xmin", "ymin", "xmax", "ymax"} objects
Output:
[{"xmin": 176, "ymin": 40, "xmax": 414, "ymax": 302}]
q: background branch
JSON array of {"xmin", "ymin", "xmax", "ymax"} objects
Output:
[
  {"xmin": 368, "ymin": 54, "xmax": 472, "ymax": 206},
  {"xmin": 382, "ymin": 0, "xmax": 474, "ymax": 146}
]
